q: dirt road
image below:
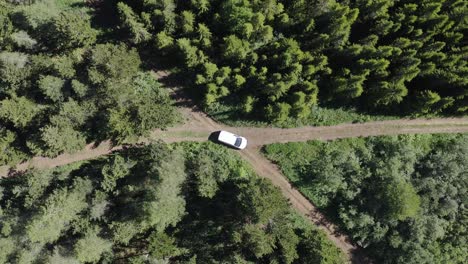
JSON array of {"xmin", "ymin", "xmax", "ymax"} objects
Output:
[{"xmin": 1, "ymin": 72, "xmax": 468, "ymax": 263}]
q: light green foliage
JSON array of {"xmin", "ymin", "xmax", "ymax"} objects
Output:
[
  {"xmin": 47, "ymin": 249, "xmax": 80, "ymax": 264},
  {"xmin": 223, "ymin": 35, "xmax": 250, "ymax": 62},
  {"xmin": 15, "ymin": 243, "xmax": 43, "ymax": 264},
  {"xmin": 47, "ymin": 10, "xmax": 97, "ymax": 50},
  {"xmin": 40, "ymin": 123, "xmax": 86, "ymax": 156},
  {"xmin": 0, "ymin": 51, "xmax": 29, "ymax": 91},
  {"xmin": 74, "ymin": 230, "xmax": 112, "ymax": 263},
  {"xmin": 107, "ymin": 107, "xmax": 136, "ymax": 143},
  {"xmin": 26, "ymin": 178, "xmax": 93, "ymax": 245},
  {"xmin": 0, "ymin": 238, "xmax": 15, "ymax": 264},
  {"xmin": 265, "ymin": 102, "xmax": 292, "ymax": 124},
  {"xmin": 37, "ymin": 75, "xmax": 65, "ymax": 102},
  {"xmin": 184, "ymin": 142, "xmax": 251, "ymax": 198},
  {"xmin": 11, "ymin": 0, "xmax": 85, "ymax": 30},
  {"xmin": 0, "ymin": 96, "xmax": 42, "ymax": 128},
  {"xmin": 264, "ymin": 134, "xmax": 467, "ymax": 262},
  {"xmin": 132, "ymin": 72, "xmax": 178, "ymax": 131},
  {"xmin": 142, "ymin": 146, "xmax": 186, "ymax": 231},
  {"xmin": 70, "ymin": 79, "xmax": 88, "ymax": 97},
  {"xmin": 381, "ymin": 179, "xmax": 421, "ymax": 221},
  {"xmin": 148, "ymin": 232, "xmax": 181, "ymax": 260},
  {"xmin": 24, "ymin": 169, "xmax": 56, "ymax": 208},
  {"xmin": 117, "ymin": 2, "xmax": 150, "ymax": 44},
  {"xmin": 191, "ymin": 151, "xmax": 218, "ymax": 198},
  {"xmin": 106, "ymin": 72, "xmax": 178, "ymax": 142},
  {"xmin": 180, "ymin": 10, "xmax": 195, "ymax": 34},
  {"xmin": 241, "ymin": 224, "xmax": 275, "ymax": 258},
  {"xmin": 155, "ymin": 31, "xmax": 174, "ymax": 50},
  {"xmin": 176, "ymin": 38, "xmax": 201, "ymax": 68},
  {"xmin": 0, "ymin": 4, "xmax": 13, "ymax": 49},
  {"xmin": 110, "ymin": 220, "xmax": 141, "ymax": 245},
  {"xmin": 101, "ymin": 155, "xmax": 134, "ymax": 192},
  {"xmin": 242, "ymin": 95, "xmax": 255, "ymax": 114},
  {"xmin": 90, "ymin": 191, "xmax": 109, "ymax": 220},
  {"xmin": 52, "ymin": 54, "xmax": 76, "ymax": 78},
  {"xmin": 10, "ymin": 30, "xmax": 37, "ymax": 50},
  {"xmin": 51, "ymin": 99, "xmax": 96, "ymax": 128}
]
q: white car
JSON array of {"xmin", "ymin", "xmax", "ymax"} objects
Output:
[{"xmin": 217, "ymin": 130, "xmax": 248, "ymax": 150}]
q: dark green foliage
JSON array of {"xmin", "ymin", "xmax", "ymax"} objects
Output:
[
  {"xmin": 264, "ymin": 134, "xmax": 468, "ymax": 263},
  {"xmin": 115, "ymin": 0, "xmax": 467, "ymax": 124},
  {"xmin": 0, "ymin": 142, "xmax": 345, "ymax": 263}
]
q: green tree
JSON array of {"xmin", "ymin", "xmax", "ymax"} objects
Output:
[
  {"xmin": 176, "ymin": 38, "xmax": 201, "ymax": 68},
  {"xmin": 237, "ymin": 178, "xmax": 288, "ymax": 223},
  {"xmin": 142, "ymin": 147, "xmax": 186, "ymax": 231},
  {"xmin": 117, "ymin": 2, "xmax": 151, "ymax": 44},
  {"xmin": 0, "ymin": 5, "xmax": 13, "ymax": 49},
  {"xmin": 148, "ymin": 232, "xmax": 181, "ymax": 260},
  {"xmin": 265, "ymin": 102, "xmax": 292, "ymax": 124},
  {"xmin": 241, "ymin": 224, "xmax": 275, "ymax": 258},
  {"xmin": 74, "ymin": 230, "xmax": 112, "ymax": 263},
  {"xmin": 86, "ymin": 43, "xmax": 141, "ymax": 85},
  {"xmin": 39, "ymin": 123, "xmax": 87, "ymax": 156},
  {"xmin": 37, "ymin": 75, "xmax": 65, "ymax": 102},
  {"xmin": 101, "ymin": 155, "xmax": 135, "ymax": 192},
  {"xmin": 382, "ymin": 180, "xmax": 421, "ymax": 220},
  {"xmin": 26, "ymin": 178, "xmax": 93, "ymax": 245},
  {"xmin": 0, "ymin": 51, "xmax": 29, "ymax": 92},
  {"xmin": 10, "ymin": 30, "xmax": 37, "ymax": 50},
  {"xmin": 223, "ymin": 35, "xmax": 250, "ymax": 62},
  {"xmin": 47, "ymin": 10, "xmax": 97, "ymax": 50},
  {"xmin": 0, "ymin": 96, "xmax": 42, "ymax": 128},
  {"xmin": 180, "ymin": 10, "xmax": 195, "ymax": 34},
  {"xmin": 0, "ymin": 238, "xmax": 15, "ymax": 263},
  {"xmin": 0, "ymin": 128, "xmax": 25, "ymax": 166},
  {"xmin": 297, "ymin": 228, "xmax": 346, "ymax": 264}
]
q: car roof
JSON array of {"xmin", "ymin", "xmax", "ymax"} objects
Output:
[{"xmin": 218, "ymin": 130, "xmax": 238, "ymax": 145}]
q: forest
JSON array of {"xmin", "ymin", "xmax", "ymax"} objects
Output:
[
  {"xmin": 264, "ymin": 134, "xmax": 467, "ymax": 264},
  {"xmin": 1, "ymin": 0, "xmax": 467, "ymax": 165},
  {"xmin": 108, "ymin": 0, "xmax": 467, "ymax": 123},
  {"xmin": 0, "ymin": 1, "xmax": 467, "ymax": 263},
  {"xmin": 0, "ymin": 141, "xmax": 345, "ymax": 263},
  {"xmin": 0, "ymin": 0, "xmax": 180, "ymax": 166}
]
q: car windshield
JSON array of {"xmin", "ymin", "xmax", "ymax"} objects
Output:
[{"xmin": 234, "ymin": 137, "xmax": 242, "ymax": 147}]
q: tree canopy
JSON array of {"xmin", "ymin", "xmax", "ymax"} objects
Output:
[
  {"xmin": 264, "ymin": 134, "xmax": 468, "ymax": 263},
  {"xmin": 0, "ymin": 141, "xmax": 345, "ymax": 264},
  {"xmin": 112, "ymin": 0, "xmax": 467, "ymax": 124},
  {"xmin": 0, "ymin": 1, "xmax": 179, "ymax": 165}
]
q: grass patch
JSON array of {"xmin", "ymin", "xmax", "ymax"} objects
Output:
[{"xmin": 206, "ymin": 102, "xmax": 399, "ymax": 128}]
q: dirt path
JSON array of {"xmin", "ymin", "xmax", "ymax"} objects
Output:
[{"xmin": 1, "ymin": 72, "xmax": 468, "ymax": 263}]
